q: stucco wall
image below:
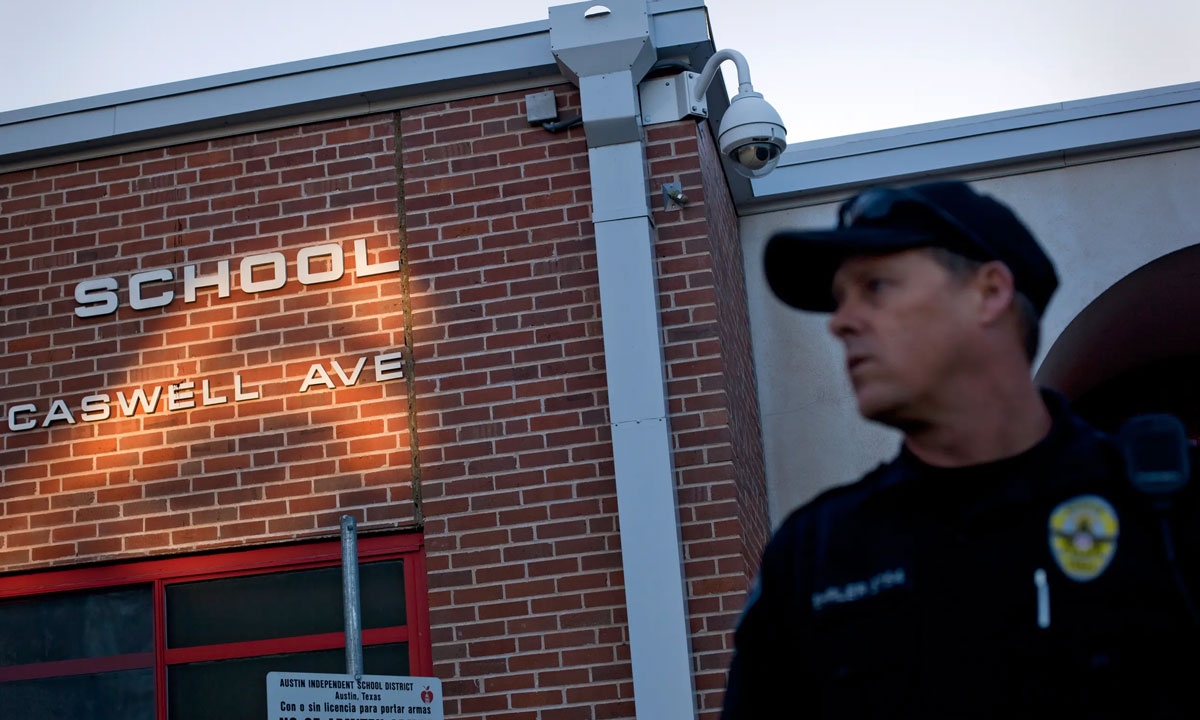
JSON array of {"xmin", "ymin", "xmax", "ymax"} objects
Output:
[{"xmin": 741, "ymin": 145, "xmax": 1200, "ymax": 526}]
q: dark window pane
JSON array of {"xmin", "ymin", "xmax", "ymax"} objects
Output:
[
  {"xmin": 0, "ymin": 586, "xmax": 153, "ymax": 665},
  {"xmin": 166, "ymin": 559, "xmax": 404, "ymax": 648},
  {"xmin": 167, "ymin": 643, "xmax": 410, "ymax": 720},
  {"xmin": 361, "ymin": 560, "xmax": 407, "ymax": 630},
  {"xmin": 0, "ymin": 668, "xmax": 154, "ymax": 720}
]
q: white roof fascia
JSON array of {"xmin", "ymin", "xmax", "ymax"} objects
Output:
[
  {"xmin": 743, "ymin": 81, "xmax": 1200, "ymax": 212},
  {"xmin": 0, "ymin": 0, "xmax": 712, "ymax": 171}
]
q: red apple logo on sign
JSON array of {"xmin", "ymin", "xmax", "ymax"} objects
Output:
[{"xmin": 421, "ymin": 686, "xmax": 433, "ymax": 704}]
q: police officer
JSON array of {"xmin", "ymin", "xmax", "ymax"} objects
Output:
[{"xmin": 722, "ymin": 181, "xmax": 1200, "ymax": 718}]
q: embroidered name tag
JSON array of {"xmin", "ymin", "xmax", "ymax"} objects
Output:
[{"xmin": 811, "ymin": 568, "xmax": 907, "ymax": 611}]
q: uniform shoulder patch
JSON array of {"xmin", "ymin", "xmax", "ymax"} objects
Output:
[{"xmin": 1048, "ymin": 494, "xmax": 1119, "ymax": 582}]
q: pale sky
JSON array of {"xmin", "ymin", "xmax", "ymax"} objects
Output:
[{"xmin": 1, "ymin": 0, "xmax": 1198, "ymax": 143}]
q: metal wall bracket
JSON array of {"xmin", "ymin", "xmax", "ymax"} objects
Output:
[
  {"xmin": 639, "ymin": 72, "xmax": 708, "ymax": 126},
  {"xmin": 662, "ymin": 181, "xmax": 687, "ymax": 210}
]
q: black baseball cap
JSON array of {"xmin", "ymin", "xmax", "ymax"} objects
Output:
[{"xmin": 764, "ymin": 180, "xmax": 1059, "ymax": 314}]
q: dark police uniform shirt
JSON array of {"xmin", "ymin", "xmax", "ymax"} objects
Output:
[{"xmin": 722, "ymin": 394, "xmax": 1200, "ymax": 718}]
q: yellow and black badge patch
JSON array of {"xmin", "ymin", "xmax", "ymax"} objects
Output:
[{"xmin": 1048, "ymin": 494, "xmax": 1119, "ymax": 582}]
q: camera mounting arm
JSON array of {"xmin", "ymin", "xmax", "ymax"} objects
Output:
[{"xmin": 692, "ymin": 48, "xmax": 755, "ymax": 101}]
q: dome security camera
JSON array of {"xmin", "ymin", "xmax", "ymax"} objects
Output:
[
  {"xmin": 718, "ymin": 91, "xmax": 786, "ymax": 179},
  {"xmin": 691, "ymin": 49, "xmax": 788, "ymax": 179}
]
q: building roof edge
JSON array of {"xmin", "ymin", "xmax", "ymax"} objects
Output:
[
  {"xmin": 0, "ymin": 0, "xmax": 712, "ymax": 171},
  {"xmin": 745, "ymin": 80, "xmax": 1200, "ymax": 208}
]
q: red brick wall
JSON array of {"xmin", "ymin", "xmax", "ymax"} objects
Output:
[
  {"xmin": 0, "ymin": 114, "xmax": 413, "ymax": 569},
  {"xmin": 646, "ymin": 121, "xmax": 769, "ymax": 717},
  {"xmin": 1, "ymin": 82, "xmax": 768, "ymax": 720},
  {"xmin": 399, "ymin": 86, "xmax": 636, "ymax": 720},
  {"xmin": 403, "ymin": 89, "xmax": 766, "ymax": 718},
  {"xmin": 693, "ymin": 122, "xmax": 770, "ymax": 582}
]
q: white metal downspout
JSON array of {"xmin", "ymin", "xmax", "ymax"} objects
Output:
[
  {"xmin": 590, "ymin": 139, "xmax": 697, "ymax": 719},
  {"xmin": 548, "ymin": 2, "xmax": 697, "ymax": 717}
]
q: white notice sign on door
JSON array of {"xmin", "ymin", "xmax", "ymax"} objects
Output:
[{"xmin": 267, "ymin": 672, "xmax": 442, "ymax": 720}]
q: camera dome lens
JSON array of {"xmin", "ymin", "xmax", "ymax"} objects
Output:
[{"xmin": 734, "ymin": 142, "xmax": 780, "ymax": 170}]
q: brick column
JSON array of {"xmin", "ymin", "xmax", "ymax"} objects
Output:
[
  {"xmin": 399, "ymin": 85, "xmax": 635, "ymax": 718},
  {"xmin": 646, "ymin": 119, "xmax": 770, "ymax": 717}
]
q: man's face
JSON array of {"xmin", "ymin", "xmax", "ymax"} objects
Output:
[{"xmin": 828, "ymin": 249, "xmax": 979, "ymax": 425}]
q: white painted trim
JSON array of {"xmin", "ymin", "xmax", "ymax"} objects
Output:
[{"xmin": 745, "ymin": 81, "xmax": 1200, "ymax": 210}]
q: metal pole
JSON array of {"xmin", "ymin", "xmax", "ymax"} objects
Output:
[{"xmin": 340, "ymin": 515, "xmax": 364, "ymax": 677}]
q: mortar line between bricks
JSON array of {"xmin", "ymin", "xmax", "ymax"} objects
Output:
[{"xmin": 395, "ymin": 111, "xmax": 423, "ymax": 528}]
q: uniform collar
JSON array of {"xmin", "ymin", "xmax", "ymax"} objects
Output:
[{"xmin": 871, "ymin": 389, "xmax": 1084, "ymax": 503}]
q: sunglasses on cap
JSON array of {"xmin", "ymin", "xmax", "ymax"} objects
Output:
[{"xmin": 838, "ymin": 186, "xmax": 1000, "ymax": 262}]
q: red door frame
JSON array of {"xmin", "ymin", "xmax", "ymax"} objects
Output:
[{"xmin": 0, "ymin": 532, "xmax": 431, "ymax": 718}]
